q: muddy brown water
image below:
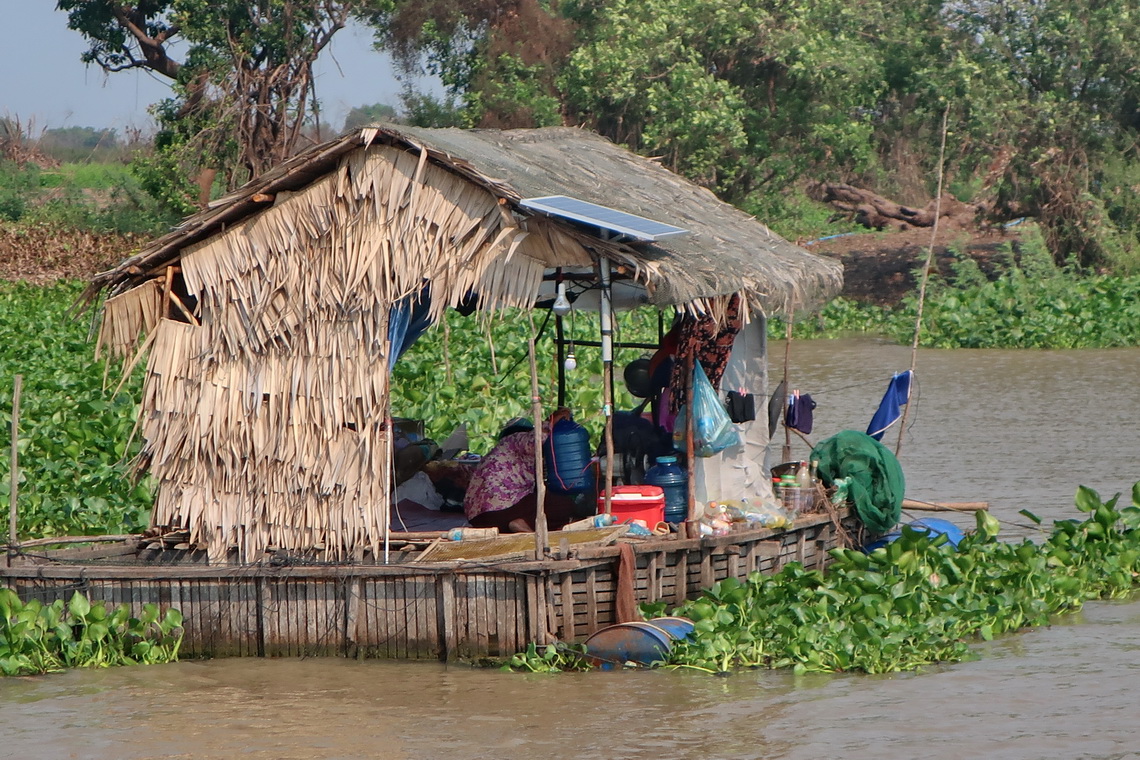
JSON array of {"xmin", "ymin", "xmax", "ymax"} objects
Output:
[{"xmin": 3, "ymin": 339, "xmax": 1139, "ymax": 760}]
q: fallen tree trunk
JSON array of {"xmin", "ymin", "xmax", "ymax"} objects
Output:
[{"xmin": 808, "ymin": 182, "xmax": 985, "ymax": 231}]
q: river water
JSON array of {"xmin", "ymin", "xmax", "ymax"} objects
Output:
[{"xmin": 3, "ymin": 339, "xmax": 1139, "ymax": 760}]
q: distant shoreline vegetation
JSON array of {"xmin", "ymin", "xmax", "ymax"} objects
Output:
[{"xmin": 771, "ymin": 228, "xmax": 1140, "ymax": 349}]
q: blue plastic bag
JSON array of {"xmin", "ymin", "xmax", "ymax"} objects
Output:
[{"xmin": 674, "ymin": 363, "xmax": 740, "ymax": 457}]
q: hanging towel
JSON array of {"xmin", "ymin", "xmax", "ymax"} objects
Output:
[
  {"xmin": 867, "ymin": 371, "xmax": 913, "ymax": 441},
  {"xmin": 615, "ymin": 542, "xmax": 642, "ymax": 623},
  {"xmin": 785, "ymin": 392, "xmax": 817, "ymax": 434}
]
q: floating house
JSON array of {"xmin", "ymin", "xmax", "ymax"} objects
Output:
[{"xmin": 4, "ymin": 125, "xmax": 847, "ymax": 660}]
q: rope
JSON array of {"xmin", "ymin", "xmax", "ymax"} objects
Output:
[{"xmin": 896, "ymin": 105, "xmax": 949, "ymax": 457}]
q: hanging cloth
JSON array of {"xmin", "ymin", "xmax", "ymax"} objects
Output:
[
  {"xmin": 667, "ymin": 294, "xmax": 743, "ymax": 413},
  {"xmin": 785, "ymin": 390, "xmax": 817, "ymax": 434},
  {"xmin": 866, "ymin": 370, "xmax": 913, "ymax": 441}
]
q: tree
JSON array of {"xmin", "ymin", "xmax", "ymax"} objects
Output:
[
  {"xmin": 953, "ymin": 0, "xmax": 1140, "ymax": 268},
  {"xmin": 341, "ymin": 102, "xmax": 398, "ymax": 131},
  {"xmin": 58, "ymin": 1, "xmax": 363, "ymax": 202},
  {"xmin": 359, "ymin": 0, "xmax": 574, "ymax": 128}
]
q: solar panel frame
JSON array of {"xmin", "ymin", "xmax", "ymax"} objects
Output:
[{"xmin": 519, "ymin": 195, "xmax": 690, "ymax": 242}]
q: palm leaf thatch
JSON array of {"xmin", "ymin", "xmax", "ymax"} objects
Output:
[{"xmin": 89, "ymin": 125, "xmax": 842, "ymax": 563}]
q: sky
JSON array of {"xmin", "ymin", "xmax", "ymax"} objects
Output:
[{"xmin": 0, "ymin": 2, "xmax": 437, "ymax": 134}]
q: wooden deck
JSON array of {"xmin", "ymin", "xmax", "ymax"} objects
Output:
[{"xmin": 1, "ymin": 510, "xmax": 856, "ymax": 661}]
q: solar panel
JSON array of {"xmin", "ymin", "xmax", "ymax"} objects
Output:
[{"xmin": 519, "ymin": 195, "xmax": 689, "ymax": 242}]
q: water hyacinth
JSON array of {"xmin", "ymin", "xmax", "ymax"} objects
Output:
[
  {"xmin": 661, "ymin": 483, "xmax": 1140, "ymax": 674},
  {"xmin": 0, "ymin": 589, "xmax": 184, "ymax": 676}
]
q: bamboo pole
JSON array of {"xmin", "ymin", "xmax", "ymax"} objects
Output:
[
  {"xmin": 684, "ymin": 354, "xmax": 698, "ymax": 537},
  {"xmin": 17, "ymin": 534, "xmax": 138, "ymax": 549},
  {"xmin": 781, "ymin": 301, "xmax": 793, "ymax": 463},
  {"xmin": 599, "ymin": 258, "xmax": 615, "ymax": 516},
  {"xmin": 555, "ymin": 314, "xmax": 566, "ymax": 408},
  {"xmin": 555, "ymin": 268, "xmax": 567, "ymax": 408},
  {"xmin": 902, "ymin": 499, "xmax": 989, "ymax": 512},
  {"xmin": 527, "ymin": 312, "xmax": 549, "ymax": 559},
  {"xmin": 896, "ymin": 105, "xmax": 950, "ymax": 457},
  {"xmin": 9, "ymin": 374, "xmax": 22, "ymax": 558}
]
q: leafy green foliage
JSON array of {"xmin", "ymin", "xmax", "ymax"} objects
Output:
[
  {"xmin": 0, "ymin": 282, "xmax": 151, "ymax": 538},
  {"xmin": 390, "ymin": 306, "xmax": 662, "ymax": 453},
  {"xmin": 770, "ymin": 231, "xmax": 1140, "ymax": 348},
  {"xmin": 663, "ymin": 483, "xmax": 1140, "ymax": 674},
  {"xmin": 0, "ymin": 159, "xmax": 177, "ymax": 236},
  {"xmin": 365, "ymin": 0, "xmax": 1140, "ymax": 271},
  {"xmin": 342, "ymin": 102, "xmax": 399, "ymax": 132},
  {"xmin": 504, "ymin": 641, "xmax": 591, "ymax": 672},
  {"xmin": 0, "ymin": 161, "xmax": 39, "ymax": 223},
  {"xmin": 0, "ymin": 589, "xmax": 183, "ymax": 676}
]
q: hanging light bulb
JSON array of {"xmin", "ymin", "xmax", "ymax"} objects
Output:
[
  {"xmin": 551, "ymin": 281, "xmax": 572, "ymax": 317},
  {"xmin": 564, "ymin": 349, "xmax": 577, "ymax": 371}
]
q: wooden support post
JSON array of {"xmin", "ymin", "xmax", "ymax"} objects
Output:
[
  {"xmin": 599, "ymin": 258, "xmax": 615, "ymax": 513},
  {"xmin": 684, "ymin": 356, "xmax": 698, "ymax": 537},
  {"xmin": 782, "ymin": 304, "xmax": 793, "ymax": 464},
  {"xmin": 527, "ymin": 314, "xmax": 549, "ymax": 559},
  {"xmin": 8, "ymin": 374, "xmax": 21, "ymax": 563}
]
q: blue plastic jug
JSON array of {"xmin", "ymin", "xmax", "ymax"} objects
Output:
[
  {"xmin": 645, "ymin": 455, "xmax": 688, "ymax": 523},
  {"xmin": 543, "ymin": 417, "xmax": 592, "ymax": 494}
]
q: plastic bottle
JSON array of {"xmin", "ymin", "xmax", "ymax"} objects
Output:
[
  {"xmin": 645, "ymin": 455, "xmax": 688, "ymax": 523},
  {"xmin": 561, "ymin": 513, "xmax": 616, "ymax": 532},
  {"xmin": 796, "ymin": 460, "xmax": 812, "ymax": 489}
]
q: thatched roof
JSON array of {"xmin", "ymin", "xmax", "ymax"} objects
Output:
[{"xmin": 91, "ymin": 125, "xmax": 841, "ymax": 314}]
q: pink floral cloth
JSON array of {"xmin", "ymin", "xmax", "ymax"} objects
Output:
[{"xmin": 463, "ymin": 432, "xmax": 538, "ymax": 521}]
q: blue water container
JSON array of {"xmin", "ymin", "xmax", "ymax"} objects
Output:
[
  {"xmin": 543, "ymin": 417, "xmax": 592, "ymax": 493},
  {"xmin": 645, "ymin": 455, "xmax": 688, "ymax": 523}
]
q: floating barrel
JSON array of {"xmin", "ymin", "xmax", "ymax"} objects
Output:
[
  {"xmin": 582, "ymin": 616, "xmax": 696, "ymax": 669},
  {"xmin": 864, "ymin": 517, "xmax": 966, "ymax": 552}
]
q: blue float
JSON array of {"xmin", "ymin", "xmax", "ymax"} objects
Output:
[
  {"xmin": 864, "ymin": 517, "xmax": 966, "ymax": 553},
  {"xmin": 582, "ymin": 616, "xmax": 695, "ymax": 669}
]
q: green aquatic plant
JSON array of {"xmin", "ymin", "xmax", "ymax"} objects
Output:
[
  {"xmin": 1, "ymin": 281, "xmax": 151, "ymax": 539},
  {"xmin": 0, "ymin": 589, "xmax": 184, "ymax": 676},
  {"xmin": 662, "ymin": 482, "xmax": 1140, "ymax": 674},
  {"xmin": 505, "ymin": 481, "xmax": 1140, "ymax": 675},
  {"xmin": 504, "ymin": 641, "xmax": 592, "ymax": 673}
]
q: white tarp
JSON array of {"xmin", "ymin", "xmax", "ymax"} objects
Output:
[{"xmin": 693, "ymin": 312, "xmax": 776, "ymax": 505}]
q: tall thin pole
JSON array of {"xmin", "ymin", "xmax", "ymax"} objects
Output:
[
  {"xmin": 599, "ymin": 258, "xmax": 615, "ymax": 515},
  {"xmin": 684, "ymin": 354, "xmax": 698, "ymax": 537},
  {"xmin": 555, "ymin": 314, "xmax": 566, "ymax": 408},
  {"xmin": 528, "ymin": 313, "xmax": 549, "ymax": 558},
  {"xmin": 9, "ymin": 374, "xmax": 22, "ymax": 557},
  {"xmin": 781, "ymin": 301, "xmax": 793, "ymax": 463},
  {"xmin": 896, "ymin": 105, "xmax": 950, "ymax": 457}
]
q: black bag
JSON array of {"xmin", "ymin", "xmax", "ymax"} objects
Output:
[{"xmin": 725, "ymin": 390, "xmax": 756, "ymax": 423}]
